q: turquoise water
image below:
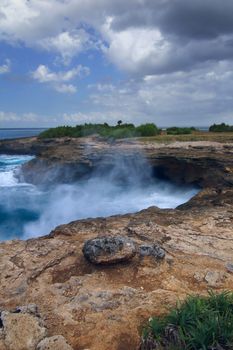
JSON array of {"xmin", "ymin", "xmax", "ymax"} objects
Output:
[{"xmin": 0, "ymin": 154, "xmax": 199, "ymax": 241}]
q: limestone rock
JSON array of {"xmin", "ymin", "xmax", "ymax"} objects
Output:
[
  {"xmin": 204, "ymin": 271, "xmax": 225, "ymax": 287},
  {"xmin": 139, "ymin": 244, "xmax": 165, "ymax": 259},
  {"xmin": 37, "ymin": 335, "xmax": 73, "ymax": 350},
  {"xmin": 82, "ymin": 236, "xmax": 136, "ymax": 264},
  {"xmin": 1, "ymin": 310, "xmax": 47, "ymax": 350}
]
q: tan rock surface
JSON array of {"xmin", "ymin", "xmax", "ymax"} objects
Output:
[
  {"xmin": 0, "ymin": 138, "xmax": 232, "ymax": 349},
  {"xmin": 37, "ymin": 335, "xmax": 73, "ymax": 350}
]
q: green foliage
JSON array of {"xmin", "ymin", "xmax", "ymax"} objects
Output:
[
  {"xmin": 140, "ymin": 291, "xmax": 233, "ymax": 350},
  {"xmin": 136, "ymin": 123, "xmax": 160, "ymax": 137},
  {"xmin": 166, "ymin": 127, "xmax": 194, "ymax": 135},
  {"xmin": 209, "ymin": 123, "xmax": 233, "ymax": 132},
  {"xmin": 39, "ymin": 123, "xmax": 160, "ymax": 139}
]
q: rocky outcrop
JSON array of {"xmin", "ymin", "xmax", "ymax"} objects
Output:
[
  {"xmin": 1, "ymin": 137, "xmax": 233, "ymax": 187},
  {"xmin": 0, "ymin": 187, "xmax": 231, "ymax": 349},
  {"xmin": 0, "ymin": 137, "xmax": 232, "ymax": 349}
]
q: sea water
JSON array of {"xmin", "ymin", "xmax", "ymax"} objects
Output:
[{"xmin": 0, "ymin": 154, "xmax": 199, "ymax": 241}]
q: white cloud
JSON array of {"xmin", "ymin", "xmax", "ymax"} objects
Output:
[
  {"xmin": 101, "ymin": 17, "xmax": 171, "ymax": 74},
  {"xmin": 39, "ymin": 30, "xmax": 92, "ymax": 65},
  {"xmin": 0, "ymin": 59, "xmax": 10, "ymax": 74},
  {"xmin": 32, "ymin": 64, "xmax": 89, "ymax": 93},
  {"xmin": 0, "ymin": 111, "xmax": 37, "ymax": 122},
  {"xmin": 54, "ymin": 84, "xmax": 77, "ymax": 94}
]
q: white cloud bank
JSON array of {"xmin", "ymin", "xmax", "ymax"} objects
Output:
[{"xmin": 32, "ymin": 64, "xmax": 90, "ymax": 93}]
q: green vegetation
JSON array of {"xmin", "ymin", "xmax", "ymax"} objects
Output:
[
  {"xmin": 166, "ymin": 127, "xmax": 196, "ymax": 135},
  {"xmin": 39, "ymin": 123, "xmax": 160, "ymax": 139},
  {"xmin": 209, "ymin": 123, "xmax": 233, "ymax": 132},
  {"xmin": 140, "ymin": 291, "xmax": 233, "ymax": 350}
]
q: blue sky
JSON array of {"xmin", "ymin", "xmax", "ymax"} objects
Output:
[{"xmin": 1, "ymin": 0, "xmax": 233, "ymax": 127}]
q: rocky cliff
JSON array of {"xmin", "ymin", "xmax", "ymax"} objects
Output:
[{"xmin": 0, "ymin": 137, "xmax": 232, "ymax": 350}]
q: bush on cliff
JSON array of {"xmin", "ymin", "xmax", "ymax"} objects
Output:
[
  {"xmin": 136, "ymin": 123, "xmax": 160, "ymax": 137},
  {"xmin": 140, "ymin": 291, "xmax": 233, "ymax": 350},
  {"xmin": 39, "ymin": 123, "xmax": 160, "ymax": 139},
  {"xmin": 209, "ymin": 123, "xmax": 233, "ymax": 132}
]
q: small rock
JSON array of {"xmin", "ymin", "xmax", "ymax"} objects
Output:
[
  {"xmin": 139, "ymin": 244, "xmax": 165, "ymax": 259},
  {"xmin": 226, "ymin": 262, "xmax": 233, "ymax": 273},
  {"xmin": 37, "ymin": 335, "xmax": 73, "ymax": 350},
  {"xmin": 204, "ymin": 271, "xmax": 225, "ymax": 287},
  {"xmin": 1, "ymin": 311, "xmax": 47, "ymax": 350},
  {"xmin": 193, "ymin": 272, "xmax": 205, "ymax": 282},
  {"xmin": 82, "ymin": 236, "xmax": 136, "ymax": 264}
]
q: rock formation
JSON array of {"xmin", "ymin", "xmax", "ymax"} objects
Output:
[{"xmin": 0, "ymin": 137, "xmax": 232, "ymax": 349}]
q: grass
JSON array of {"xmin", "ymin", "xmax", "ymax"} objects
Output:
[
  {"xmin": 139, "ymin": 291, "xmax": 233, "ymax": 350},
  {"xmin": 138, "ymin": 131, "xmax": 233, "ymax": 144}
]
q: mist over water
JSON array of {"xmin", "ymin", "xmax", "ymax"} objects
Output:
[{"xmin": 0, "ymin": 153, "xmax": 199, "ymax": 240}]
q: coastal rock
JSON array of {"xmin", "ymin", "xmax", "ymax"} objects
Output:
[
  {"xmin": 0, "ymin": 138, "xmax": 232, "ymax": 349},
  {"xmin": 139, "ymin": 244, "xmax": 165, "ymax": 259},
  {"xmin": 82, "ymin": 236, "xmax": 136, "ymax": 264},
  {"xmin": 1, "ymin": 309, "xmax": 47, "ymax": 350},
  {"xmin": 37, "ymin": 335, "xmax": 73, "ymax": 350}
]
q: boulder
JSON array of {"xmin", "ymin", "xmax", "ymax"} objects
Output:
[{"xmin": 82, "ymin": 236, "xmax": 136, "ymax": 264}]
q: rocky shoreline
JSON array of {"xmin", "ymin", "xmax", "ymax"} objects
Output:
[{"xmin": 0, "ymin": 137, "xmax": 233, "ymax": 350}]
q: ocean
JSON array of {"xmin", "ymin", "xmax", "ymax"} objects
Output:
[
  {"xmin": 0, "ymin": 128, "xmax": 47, "ymax": 140},
  {"xmin": 0, "ymin": 153, "xmax": 199, "ymax": 241}
]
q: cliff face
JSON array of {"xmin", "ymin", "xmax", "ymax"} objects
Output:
[
  {"xmin": 1, "ymin": 136, "xmax": 232, "ymax": 187},
  {"xmin": 0, "ymin": 137, "xmax": 233, "ymax": 350}
]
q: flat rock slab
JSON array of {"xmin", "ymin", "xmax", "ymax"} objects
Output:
[{"xmin": 82, "ymin": 236, "xmax": 136, "ymax": 265}]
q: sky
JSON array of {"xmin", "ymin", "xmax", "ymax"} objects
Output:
[{"xmin": 0, "ymin": 0, "xmax": 233, "ymax": 127}]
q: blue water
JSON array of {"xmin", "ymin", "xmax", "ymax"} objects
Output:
[
  {"xmin": 0, "ymin": 154, "xmax": 199, "ymax": 241},
  {"xmin": 0, "ymin": 128, "xmax": 47, "ymax": 140}
]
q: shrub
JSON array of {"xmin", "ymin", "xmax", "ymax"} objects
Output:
[
  {"xmin": 140, "ymin": 291, "xmax": 233, "ymax": 350},
  {"xmin": 136, "ymin": 123, "xmax": 160, "ymax": 137},
  {"xmin": 209, "ymin": 123, "xmax": 233, "ymax": 132},
  {"xmin": 39, "ymin": 122, "xmax": 160, "ymax": 139},
  {"xmin": 166, "ymin": 127, "xmax": 193, "ymax": 135}
]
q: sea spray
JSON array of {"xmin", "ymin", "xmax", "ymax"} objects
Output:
[{"xmin": 0, "ymin": 153, "xmax": 199, "ymax": 240}]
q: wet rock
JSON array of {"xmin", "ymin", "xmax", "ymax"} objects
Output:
[
  {"xmin": 1, "ymin": 309, "xmax": 47, "ymax": 350},
  {"xmin": 139, "ymin": 244, "xmax": 165, "ymax": 259},
  {"xmin": 82, "ymin": 236, "xmax": 136, "ymax": 264},
  {"xmin": 37, "ymin": 335, "xmax": 73, "ymax": 350}
]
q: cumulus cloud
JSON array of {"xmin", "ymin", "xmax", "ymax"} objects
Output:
[
  {"xmin": 0, "ymin": 59, "xmax": 10, "ymax": 74},
  {"xmin": 2, "ymin": 0, "xmax": 233, "ymax": 75},
  {"xmin": 1, "ymin": 1, "xmax": 233, "ymax": 126},
  {"xmin": 39, "ymin": 30, "xmax": 93, "ymax": 65},
  {"xmin": 2, "ymin": 0, "xmax": 233, "ymax": 76},
  {"xmin": 32, "ymin": 64, "xmax": 90, "ymax": 93}
]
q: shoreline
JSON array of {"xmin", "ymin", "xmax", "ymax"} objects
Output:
[{"xmin": 0, "ymin": 136, "xmax": 232, "ymax": 349}]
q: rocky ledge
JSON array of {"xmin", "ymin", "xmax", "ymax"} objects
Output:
[{"xmin": 0, "ymin": 137, "xmax": 232, "ymax": 349}]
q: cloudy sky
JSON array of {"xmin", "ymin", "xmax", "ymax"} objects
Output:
[{"xmin": 0, "ymin": 0, "xmax": 233, "ymax": 127}]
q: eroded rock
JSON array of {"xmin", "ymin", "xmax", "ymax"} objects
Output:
[
  {"xmin": 139, "ymin": 244, "xmax": 165, "ymax": 259},
  {"xmin": 1, "ymin": 310, "xmax": 47, "ymax": 350},
  {"xmin": 82, "ymin": 236, "xmax": 136, "ymax": 264},
  {"xmin": 37, "ymin": 335, "xmax": 73, "ymax": 350}
]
